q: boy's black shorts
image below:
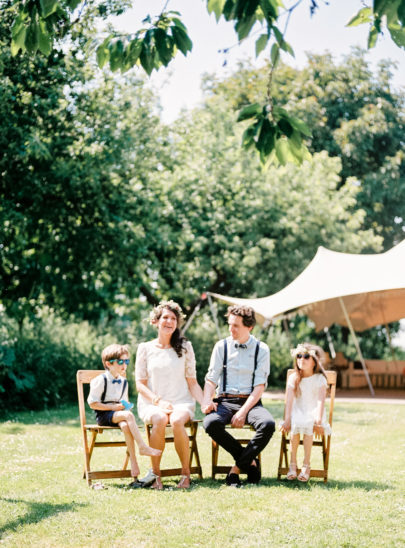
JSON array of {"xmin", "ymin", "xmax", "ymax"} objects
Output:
[{"xmin": 95, "ymin": 410, "xmax": 116, "ymax": 427}]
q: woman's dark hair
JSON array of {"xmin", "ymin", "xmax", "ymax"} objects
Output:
[{"xmin": 150, "ymin": 300, "xmax": 187, "ymax": 357}]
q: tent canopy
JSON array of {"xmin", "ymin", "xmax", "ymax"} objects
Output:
[{"xmin": 209, "ymin": 240, "xmax": 405, "ymax": 332}]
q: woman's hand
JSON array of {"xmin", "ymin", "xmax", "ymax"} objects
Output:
[
  {"xmin": 280, "ymin": 419, "xmax": 291, "ymax": 433},
  {"xmin": 313, "ymin": 423, "xmax": 324, "ymax": 438},
  {"xmin": 158, "ymin": 399, "xmax": 173, "ymax": 413}
]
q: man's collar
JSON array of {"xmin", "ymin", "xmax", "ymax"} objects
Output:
[{"xmin": 231, "ymin": 334, "xmax": 253, "ymax": 347}]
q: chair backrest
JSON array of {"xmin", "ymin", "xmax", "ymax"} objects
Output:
[
  {"xmin": 77, "ymin": 370, "xmax": 106, "ymax": 428},
  {"xmin": 285, "ymin": 369, "xmax": 337, "ymax": 427}
]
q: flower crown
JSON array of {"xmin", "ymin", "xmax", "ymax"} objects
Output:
[
  {"xmin": 290, "ymin": 344, "xmax": 318, "ymax": 359},
  {"xmin": 149, "ymin": 300, "xmax": 186, "ymax": 325}
]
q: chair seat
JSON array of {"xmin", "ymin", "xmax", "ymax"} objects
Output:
[
  {"xmin": 211, "ymin": 424, "xmax": 262, "ymax": 479},
  {"xmin": 145, "ymin": 420, "xmax": 203, "ymax": 479}
]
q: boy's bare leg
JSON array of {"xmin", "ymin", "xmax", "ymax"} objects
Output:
[
  {"xmin": 119, "ymin": 421, "xmax": 140, "ymax": 477},
  {"xmin": 115, "ymin": 411, "xmax": 161, "ymax": 457}
]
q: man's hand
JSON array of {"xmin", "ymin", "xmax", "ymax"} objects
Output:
[
  {"xmin": 201, "ymin": 400, "xmax": 217, "ymax": 414},
  {"xmin": 231, "ymin": 409, "xmax": 247, "ymax": 428}
]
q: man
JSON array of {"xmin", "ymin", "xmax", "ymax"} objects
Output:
[{"xmin": 202, "ymin": 305, "xmax": 275, "ymax": 486}]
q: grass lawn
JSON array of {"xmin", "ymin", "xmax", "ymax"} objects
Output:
[{"xmin": 0, "ymin": 399, "xmax": 404, "ymax": 547}]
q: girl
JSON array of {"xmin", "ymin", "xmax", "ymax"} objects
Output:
[{"xmin": 280, "ymin": 343, "xmax": 331, "ymax": 482}]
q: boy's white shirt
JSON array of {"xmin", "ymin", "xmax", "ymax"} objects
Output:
[{"xmin": 87, "ymin": 370, "xmax": 128, "ymax": 405}]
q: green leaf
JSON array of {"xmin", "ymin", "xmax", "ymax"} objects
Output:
[
  {"xmin": 257, "ymin": 118, "xmax": 275, "ymax": 156},
  {"xmin": 96, "ymin": 39, "xmax": 110, "ymax": 68},
  {"xmin": 287, "ymin": 115, "xmax": 312, "ymax": 137},
  {"xmin": 25, "ymin": 20, "xmax": 40, "ymax": 54},
  {"xmin": 11, "ymin": 25, "xmax": 27, "ymax": 56},
  {"xmin": 127, "ymin": 38, "xmax": 142, "ymax": 66},
  {"xmin": 207, "ymin": 0, "xmax": 226, "ymax": 21},
  {"xmin": 237, "ymin": 103, "xmax": 262, "ymax": 122},
  {"xmin": 235, "ymin": 14, "xmax": 257, "ymax": 40},
  {"xmin": 398, "ymin": 1, "xmax": 405, "ymax": 25},
  {"xmin": 38, "ymin": 20, "xmax": 52, "ymax": 55},
  {"xmin": 171, "ymin": 26, "xmax": 193, "ymax": 55},
  {"xmin": 139, "ymin": 40, "xmax": 155, "ymax": 75},
  {"xmin": 388, "ymin": 22, "xmax": 405, "ymax": 47},
  {"xmin": 109, "ymin": 40, "xmax": 124, "ymax": 72},
  {"xmin": 275, "ymin": 137, "xmax": 290, "ymax": 165},
  {"xmin": 270, "ymin": 42, "xmax": 279, "ymax": 66},
  {"xmin": 259, "ymin": 0, "xmax": 278, "ymax": 22},
  {"xmin": 39, "ymin": 0, "xmax": 59, "ymax": 18},
  {"xmin": 346, "ymin": 7, "xmax": 372, "ymax": 27},
  {"xmin": 255, "ymin": 33, "xmax": 268, "ymax": 56},
  {"xmin": 66, "ymin": 0, "xmax": 81, "ymax": 9},
  {"xmin": 368, "ymin": 25, "xmax": 379, "ymax": 48},
  {"xmin": 154, "ymin": 28, "xmax": 174, "ymax": 65},
  {"xmin": 223, "ymin": 0, "xmax": 236, "ymax": 20},
  {"xmin": 277, "ymin": 117, "xmax": 293, "ymax": 138}
]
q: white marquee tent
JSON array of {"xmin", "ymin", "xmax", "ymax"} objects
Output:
[{"xmin": 208, "ymin": 240, "xmax": 405, "ymax": 395}]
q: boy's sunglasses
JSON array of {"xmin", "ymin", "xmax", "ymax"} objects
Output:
[
  {"xmin": 296, "ymin": 353, "xmax": 311, "ymax": 360},
  {"xmin": 109, "ymin": 359, "xmax": 130, "ymax": 366}
]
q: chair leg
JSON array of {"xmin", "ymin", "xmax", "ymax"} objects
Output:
[
  {"xmin": 189, "ymin": 423, "xmax": 203, "ymax": 479},
  {"xmin": 211, "ymin": 441, "xmax": 219, "ymax": 479}
]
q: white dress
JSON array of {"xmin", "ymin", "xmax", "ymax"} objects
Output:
[
  {"xmin": 135, "ymin": 340, "xmax": 197, "ymax": 423},
  {"xmin": 288, "ymin": 373, "xmax": 332, "ymax": 436}
]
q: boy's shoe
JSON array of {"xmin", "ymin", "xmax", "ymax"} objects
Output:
[
  {"xmin": 139, "ymin": 469, "xmax": 159, "ymax": 488},
  {"xmin": 247, "ymin": 458, "xmax": 261, "ymax": 484},
  {"xmin": 225, "ymin": 472, "xmax": 241, "ymax": 487},
  {"xmin": 128, "ymin": 479, "xmax": 143, "ymax": 489}
]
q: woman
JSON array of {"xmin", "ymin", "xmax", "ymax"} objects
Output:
[{"xmin": 135, "ymin": 300, "xmax": 203, "ymax": 489}]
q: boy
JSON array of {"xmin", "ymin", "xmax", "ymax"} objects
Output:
[{"xmin": 87, "ymin": 343, "xmax": 161, "ymax": 488}]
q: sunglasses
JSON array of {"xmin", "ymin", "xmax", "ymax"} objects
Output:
[
  {"xmin": 296, "ymin": 353, "xmax": 311, "ymax": 360},
  {"xmin": 109, "ymin": 359, "xmax": 130, "ymax": 366}
]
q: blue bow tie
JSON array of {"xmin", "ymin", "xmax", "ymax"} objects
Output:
[
  {"xmin": 235, "ymin": 343, "xmax": 247, "ymax": 349},
  {"xmin": 112, "ymin": 379, "xmax": 122, "ymax": 384}
]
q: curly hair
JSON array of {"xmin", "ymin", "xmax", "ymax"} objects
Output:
[
  {"xmin": 290, "ymin": 342, "xmax": 327, "ymax": 396},
  {"xmin": 150, "ymin": 300, "xmax": 187, "ymax": 358},
  {"xmin": 226, "ymin": 305, "xmax": 256, "ymax": 328}
]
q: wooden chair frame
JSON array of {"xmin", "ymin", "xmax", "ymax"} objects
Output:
[
  {"xmin": 145, "ymin": 421, "xmax": 203, "ymax": 479},
  {"xmin": 277, "ymin": 369, "xmax": 336, "ymax": 483},
  {"xmin": 211, "ymin": 425, "xmax": 262, "ymax": 479},
  {"xmin": 77, "ymin": 370, "xmax": 132, "ymax": 486}
]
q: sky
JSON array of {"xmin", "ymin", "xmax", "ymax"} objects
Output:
[{"xmin": 112, "ymin": 0, "xmax": 405, "ymax": 122}]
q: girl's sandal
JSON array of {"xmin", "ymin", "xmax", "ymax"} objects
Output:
[
  {"xmin": 151, "ymin": 477, "xmax": 163, "ymax": 490},
  {"xmin": 286, "ymin": 463, "xmax": 297, "ymax": 480},
  {"xmin": 177, "ymin": 475, "xmax": 191, "ymax": 489},
  {"xmin": 298, "ymin": 464, "xmax": 311, "ymax": 482}
]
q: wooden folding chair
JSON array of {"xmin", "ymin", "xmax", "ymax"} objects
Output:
[
  {"xmin": 211, "ymin": 425, "xmax": 262, "ymax": 479},
  {"xmin": 77, "ymin": 370, "xmax": 132, "ymax": 486},
  {"xmin": 277, "ymin": 369, "xmax": 336, "ymax": 483},
  {"xmin": 145, "ymin": 421, "xmax": 203, "ymax": 479}
]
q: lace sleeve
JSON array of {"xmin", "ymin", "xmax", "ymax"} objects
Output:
[
  {"xmin": 135, "ymin": 342, "xmax": 148, "ymax": 381},
  {"xmin": 184, "ymin": 341, "xmax": 197, "ymax": 378}
]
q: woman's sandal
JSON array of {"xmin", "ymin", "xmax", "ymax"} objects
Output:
[
  {"xmin": 286, "ymin": 463, "xmax": 297, "ymax": 480},
  {"xmin": 298, "ymin": 464, "xmax": 311, "ymax": 482},
  {"xmin": 177, "ymin": 475, "xmax": 191, "ymax": 489},
  {"xmin": 151, "ymin": 476, "xmax": 163, "ymax": 490}
]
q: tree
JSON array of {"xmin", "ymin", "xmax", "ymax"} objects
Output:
[
  {"xmin": 203, "ymin": 50, "xmax": 405, "ymax": 249},
  {"xmin": 0, "ymin": 5, "xmax": 168, "ymax": 323},
  {"xmin": 138, "ymin": 98, "xmax": 381, "ymax": 312},
  {"xmin": 6, "ymin": 0, "xmax": 405, "ymax": 164}
]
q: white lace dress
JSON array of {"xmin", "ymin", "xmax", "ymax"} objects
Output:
[
  {"xmin": 288, "ymin": 373, "xmax": 332, "ymax": 436},
  {"xmin": 135, "ymin": 340, "xmax": 197, "ymax": 423}
]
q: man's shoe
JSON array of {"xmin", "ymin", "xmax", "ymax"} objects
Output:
[
  {"xmin": 226, "ymin": 472, "xmax": 241, "ymax": 487},
  {"xmin": 247, "ymin": 458, "xmax": 261, "ymax": 484}
]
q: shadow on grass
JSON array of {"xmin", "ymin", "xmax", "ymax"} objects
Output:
[
  {"xmin": 111, "ymin": 476, "xmax": 392, "ymax": 492},
  {"xmin": 0, "ymin": 498, "xmax": 87, "ymax": 538}
]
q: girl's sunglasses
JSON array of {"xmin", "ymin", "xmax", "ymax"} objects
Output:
[
  {"xmin": 109, "ymin": 359, "xmax": 130, "ymax": 366},
  {"xmin": 296, "ymin": 353, "xmax": 311, "ymax": 360}
]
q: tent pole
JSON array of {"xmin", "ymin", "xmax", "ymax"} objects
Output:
[
  {"xmin": 323, "ymin": 327, "xmax": 336, "ymax": 360},
  {"xmin": 338, "ymin": 297, "xmax": 375, "ymax": 396},
  {"xmin": 182, "ymin": 298, "xmax": 204, "ymax": 335},
  {"xmin": 207, "ymin": 294, "xmax": 222, "ymax": 340},
  {"xmin": 384, "ymin": 323, "xmax": 397, "ymax": 361}
]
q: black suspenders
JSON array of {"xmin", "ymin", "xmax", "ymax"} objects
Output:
[
  {"xmin": 222, "ymin": 339, "xmax": 260, "ymax": 394},
  {"xmin": 101, "ymin": 374, "xmax": 127, "ymax": 403}
]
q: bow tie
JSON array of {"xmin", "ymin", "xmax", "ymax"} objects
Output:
[
  {"xmin": 112, "ymin": 379, "xmax": 122, "ymax": 384},
  {"xmin": 235, "ymin": 343, "xmax": 247, "ymax": 349}
]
